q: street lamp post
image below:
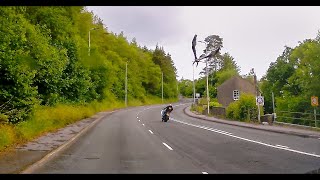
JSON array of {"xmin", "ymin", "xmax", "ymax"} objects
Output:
[{"xmin": 88, "ymin": 27, "xmax": 99, "ymax": 56}]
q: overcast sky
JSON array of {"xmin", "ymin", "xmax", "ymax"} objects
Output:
[{"xmin": 87, "ymin": 6, "xmax": 320, "ymax": 80}]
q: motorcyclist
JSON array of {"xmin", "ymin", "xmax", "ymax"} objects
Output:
[{"xmin": 162, "ymin": 104, "xmax": 173, "ymax": 121}]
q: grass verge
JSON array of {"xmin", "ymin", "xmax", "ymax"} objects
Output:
[{"xmin": 0, "ymin": 97, "xmax": 178, "ymax": 152}]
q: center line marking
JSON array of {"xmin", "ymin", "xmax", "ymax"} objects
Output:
[
  {"xmin": 138, "ymin": 120, "xmax": 140, "ymax": 122},
  {"xmin": 202, "ymin": 172, "xmax": 208, "ymax": 174},
  {"xmin": 162, "ymin": 142, "xmax": 173, "ymax": 150},
  {"xmin": 142, "ymin": 124, "xmax": 145, "ymax": 126},
  {"xmin": 149, "ymin": 130, "xmax": 154, "ymax": 134}
]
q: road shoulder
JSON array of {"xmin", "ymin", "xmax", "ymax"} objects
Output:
[{"xmin": 183, "ymin": 105, "xmax": 320, "ymax": 139}]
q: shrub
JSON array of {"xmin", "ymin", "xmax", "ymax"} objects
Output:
[{"xmin": 226, "ymin": 93, "xmax": 263, "ymax": 122}]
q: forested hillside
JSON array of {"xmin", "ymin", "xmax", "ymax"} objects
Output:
[{"xmin": 0, "ymin": 6, "xmax": 178, "ymax": 124}]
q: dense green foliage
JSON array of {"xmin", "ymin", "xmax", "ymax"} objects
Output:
[
  {"xmin": 226, "ymin": 93, "xmax": 262, "ymax": 122},
  {"xmin": 0, "ymin": 7, "xmax": 178, "ymax": 124},
  {"xmin": 260, "ymin": 32, "xmax": 320, "ymax": 125}
]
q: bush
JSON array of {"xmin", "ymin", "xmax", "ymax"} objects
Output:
[
  {"xmin": 0, "ymin": 114, "xmax": 8, "ymax": 124},
  {"xmin": 226, "ymin": 93, "xmax": 262, "ymax": 122},
  {"xmin": 191, "ymin": 105, "xmax": 205, "ymax": 114},
  {"xmin": 198, "ymin": 98, "xmax": 207, "ymax": 105},
  {"xmin": 209, "ymin": 101, "xmax": 222, "ymax": 107},
  {"xmin": 226, "ymin": 101, "xmax": 239, "ymax": 120},
  {"xmin": 196, "ymin": 105, "xmax": 204, "ymax": 114}
]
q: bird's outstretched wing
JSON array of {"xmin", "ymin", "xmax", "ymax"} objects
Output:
[
  {"xmin": 192, "ymin": 35, "xmax": 197, "ymax": 60},
  {"xmin": 192, "ymin": 47, "xmax": 221, "ymax": 67}
]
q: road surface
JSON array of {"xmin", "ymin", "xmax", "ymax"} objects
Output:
[{"xmin": 31, "ymin": 101, "xmax": 320, "ymax": 173}]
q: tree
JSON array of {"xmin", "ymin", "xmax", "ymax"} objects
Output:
[
  {"xmin": 178, "ymin": 79, "xmax": 193, "ymax": 97},
  {"xmin": 261, "ymin": 31, "xmax": 320, "ymax": 118},
  {"xmin": 0, "ymin": 6, "xmax": 180, "ymax": 123}
]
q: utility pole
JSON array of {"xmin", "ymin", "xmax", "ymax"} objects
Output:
[
  {"xmin": 272, "ymin": 91, "xmax": 276, "ymax": 121},
  {"xmin": 125, "ymin": 62, "xmax": 128, "ymax": 107},
  {"xmin": 206, "ymin": 58, "xmax": 209, "ymax": 115},
  {"xmin": 162, "ymin": 72, "xmax": 164, "ymax": 103},
  {"xmin": 193, "ymin": 63, "xmax": 195, "ymax": 104},
  {"xmin": 88, "ymin": 30, "xmax": 90, "ymax": 56},
  {"xmin": 88, "ymin": 27, "xmax": 99, "ymax": 56}
]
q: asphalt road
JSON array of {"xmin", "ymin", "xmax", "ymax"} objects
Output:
[{"xmin": 32, "ymin": 101, "xmax": 320, "ymax": 174}]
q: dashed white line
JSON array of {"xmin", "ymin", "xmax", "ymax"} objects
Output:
[
  {"xmin": 142, "ymin": 124, "xmax": 145, "ymax": 126},
  {"xmin": 162, "ymin": 142, "xmax": 173, "ymax": 150},
  {"xmin": 149, "ymin": 130, "xmax": 154, "ymax": 134},
  {"xmin": 138, "ymin": 120, "xmax": 140, "ymax": 122},
  {"xmin": 202, "ymin": 172, "xmax": 208, "ymax": 174},
  {"xmin": 137, "ymin": 117, "xmax": 138, "ymax": 119}
]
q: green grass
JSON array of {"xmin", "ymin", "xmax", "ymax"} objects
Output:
[
  {"xmin": 0, "ymin": 97, "xmax": 178, "ymax": 152},
  {"xmin": 0, "ymin": 125, "xmax": 15, "ymax": 151}
]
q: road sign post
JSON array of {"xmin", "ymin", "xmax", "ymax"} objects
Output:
[
  {"xmin": 256, "ymin": 96, "xmax": 264, "ymax": 123},
  {"xmin": 311, "ymin": 96, "xmax": 318, "ymax": 127}
]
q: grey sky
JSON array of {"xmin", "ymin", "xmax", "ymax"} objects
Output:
[{"xmin": 87, "ymin": 6, "xmax": 320, "ymax": 80}]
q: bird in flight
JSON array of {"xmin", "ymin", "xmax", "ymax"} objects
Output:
[
  {"xmin": 192, "ymin": 47, "xmax": 221, "ymax": 67},
  {"xmin": 192, "ymin": 34, "xmax": 198, "ymax": 60}
]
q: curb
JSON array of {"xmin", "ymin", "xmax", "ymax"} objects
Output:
[
  {"xmin": 20, "ymin": 110, "xmax": 116, "ymax": 174},
  {"xmin": 183, "ymin": 106, "xmax": 320, "ymax": 139}
]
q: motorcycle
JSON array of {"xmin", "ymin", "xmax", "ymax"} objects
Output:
[{"xmin": 161, "ymin": 110, "xmax": 170, "ymax": 122}]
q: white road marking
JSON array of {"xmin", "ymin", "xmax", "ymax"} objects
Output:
[
  {"xmin": 162, "ymin": 142, "xmax": 173, "ymax": 150},
  {"xmin": 138, "ymin": 120, "xmax": 140, "ymax": 122},
  {"xmin": 149, "ymin": 130, "xmax": 154, "ymax": 134},
  {"xmin": 142, "ymin": 124, "xmax": 145, "ymax": 126},
  {"xmin": 276, "ymin": 145, "xmax": 289, "ymax": 149},
  {"xmin": 171, "ymin": 119, "xmax": 320, "ymax": 158},
  {"xmin": 202, "ymin": 172, "xmax": 208, "ymax": 174},
  {"xmin": 171, "ymin": 118, "xmax": 232, "ymax": 135},
  {"xmin": 137, "ymin": 117, "xmax": 138, "ymax": 119}
]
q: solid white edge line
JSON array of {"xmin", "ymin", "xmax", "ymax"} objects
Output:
[
  {"xmin": 172, "ymin": 119, "xmax": 232, "ymax": 135},
  {"xmin": 139, "ymin": 105, "xmax": 320, "ymax": 158},
  {"xmin": 172, "ymin": 119, "xmax": 320, "ymax": 158},
  {"xmin": 275, "ymin": 144, "xmax": 289, "ymax": 149},
  {"xmin": 162, "ymin": 142, "xmax": 173, "ymax": 150},
  {"xmin": 202, "ymin": 172, "xmax": 208, "ymax": 174}
]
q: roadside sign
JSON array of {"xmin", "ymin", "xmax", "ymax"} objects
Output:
[
  {"xmin": 311, "ymin": 96, "xmax": 318, "ymax": 107},
  {"xmin": 256, "ymin": 96, "xmax": 264, "ymax": 106},
  {"xmin": 196, "ymin": 93, "xmax": 200, "ymax": 98}
]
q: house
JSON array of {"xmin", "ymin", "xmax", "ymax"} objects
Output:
[{"xmin": 217, "ymin": 75, "xmax": 256, "ymax": 107}]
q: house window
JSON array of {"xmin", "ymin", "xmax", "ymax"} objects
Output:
[{"xmin": 233, "ymin": 90, "xmax": 239, "ymax": 100}]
